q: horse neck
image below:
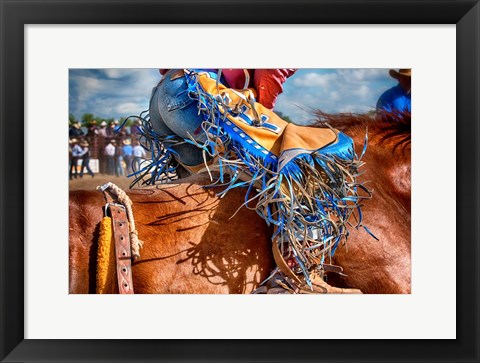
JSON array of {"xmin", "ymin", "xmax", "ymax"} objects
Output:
[{"xmin": 348, "ymin": 122, "xmax": 411, "ymax": 214}]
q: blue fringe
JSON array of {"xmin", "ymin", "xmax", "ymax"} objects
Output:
[{"xmin": 135, "ymin": 70, "xmax": 372, "ymax": 287}]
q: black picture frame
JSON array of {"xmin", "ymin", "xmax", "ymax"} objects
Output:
[{"xmin": 1, "ymin": 1, "xmax": 479, "ymax": 362}]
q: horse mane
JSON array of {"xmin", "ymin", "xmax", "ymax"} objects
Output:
[{"xmin": 311, "ymin": 110, "xmax": 411, "ymax": 155}]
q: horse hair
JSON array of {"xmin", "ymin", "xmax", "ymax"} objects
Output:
[{"xmin": 311, "ymin": 110, "xmax": 411, "ymax": 155}]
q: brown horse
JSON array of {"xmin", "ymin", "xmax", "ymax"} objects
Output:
[
  {"xmin": 314, "ymin": 111, "xmax": 411, "ymax": 293},
  {"xmin": 69, "ymin": 111, "xmax": 411, "ymax": 294},
  {"xmin": 69, "ymin": 177, "xmax": 275, "ymax": 294}
]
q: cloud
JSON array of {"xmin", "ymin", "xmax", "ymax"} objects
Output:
[
  {"xmin": 292, "ymin": 72, "xmax": 338, "ymax": 88},
  {"xmin": 69, "ymin": 68, "xmax": 398, "ymax": 126},
  {"xmin": 338, "ymin": 104, "xmax": 373, "ymax": 113},
  {"xmin": 69, "ymin": 69, "xmax": 161, "ymax": 120},
  {"xmin": 337, "ymin": 69, "xmax": 388, "ymax": 82},
  {"xmin": 352, "ymin": 85, "xmax": 370, "ymax": 99},
  {"xmin": 116, "ymin": 102, "xmax": 147, "ymax": 115},
  {"xmin": 103, "ymin": 69, "xmax": 126, "ymax": 79},
  {"xmin": 329, "ymin": 91, "xmax": 340, "ymax": 101},
  {"xmin": 275, "ymin": 68, "xmax": 397, "ymax": 124}
]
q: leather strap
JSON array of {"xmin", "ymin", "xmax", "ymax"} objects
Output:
[
  {"xmin": 109, "ymin": 204, "xmax": 134, "ymax": 294},
  {"xmin": 323, "ymin": 263, "xmax": 345, "ymax": 274},
  {"xmin": 272, "ymin": 236, "xmax": 303, "ymax": 286}
]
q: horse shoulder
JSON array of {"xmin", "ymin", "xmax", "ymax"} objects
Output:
[{"xmin": 129, "ymin": 184, "xmax": 274, "ymax": 293}]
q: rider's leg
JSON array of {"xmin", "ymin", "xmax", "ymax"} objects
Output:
[{"xmin": 149, "ymin": 69, "xmax": 206, "ymax": 167}]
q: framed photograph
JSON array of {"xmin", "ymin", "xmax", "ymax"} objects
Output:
[{"xmin": 1, "ymin": 0, "xmax": 479, "ymax": 362}]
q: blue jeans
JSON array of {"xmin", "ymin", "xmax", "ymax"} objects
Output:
[
  {"xmin": 124, "ymin": 155, "xmax": 133, "ymax": 174},
  {"xmin": 69, "ymin": 157, "xmax": 79, "ymax": 179},
  {"xmin": 80, "ymin": 156, "xmax": 94, "ymax": 177},
  {"xmin": 149, "ymin": 70, "xmax": 206, "ymax": 166},
  {"xmin": 115, "ymin": 156, "xmax": 125, "ymax": 177},
  {"xmin": 106, "ymin": 156, "xmax": 115, "ymax": 175}
]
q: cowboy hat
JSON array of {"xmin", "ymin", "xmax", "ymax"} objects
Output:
[
  {"xmin": 123, "ymin": 139, "xmax": 131, "ymax": 145},
  {"xmin": 389, "ymin": 69, "xmax": 411, "ymax": 79},
  {"xmin": 80, "ymin": 140, "xmax": 89, "ymax": 146},
  {"xmin": 69, "ymin": 138, "xmax": 78, "ymax": 144},
  {"xmin": 100, "ymin": 121, "xmax": 107, "ymax": 127}
]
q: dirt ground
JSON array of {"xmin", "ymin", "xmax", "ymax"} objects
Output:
[{"xmin": 69, "ymin": 173, "xmax": 136, "ymax": 191}]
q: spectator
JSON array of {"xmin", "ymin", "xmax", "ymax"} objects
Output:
[
  {"xmin": 376, "ymin": 69, "xmax": 411, "ymax": 113},
  {"xmin": 132, "ymin": 141, "xmax": 147, "ymax": 172},
  {"xmin": 86, "ymin": 120, "xmax": 100, "ymax": 160},
  {"xmin": 116, "ymin": 123, "xmax": 129, "ymax": 143},
  {"xmin": 130, "ymin": 119, "xmax": 143, "ymax": 141},
  {"xmin": 97, "ymin": 121, "xmax": 108, "ymax": 173},
  {"xmin": 106, "ymin": 120, "xmax": 117, "ymax": 138},
  {"xmin": 79, "ymin": 140, "xmax": 95, "ymax": 178},
  {"xmin": 98, "ymin": 121, "xmax": 108, "ymax": 138},
  {"xmin": 68, "ymin": 139, "xmax": 72, "ymax": 173},
  {"xmin": 115, "ymin": 140, "xmax": 125, "ymax": 177},
  {"xmin": 69, "ymin": 122, "xmax": 84, "ymax": 139},
  {"xmin": 122, "ymin": 139, "xmax": 133, "ymax": 174},
  {"xmin": 69, "ymin": 138, "xmax": 83, "ymax": 179},
  {"xmin": 87, "ymin": 120, "xmax": 99, "ymax": 138},
  {"xmin": 104, "ymin": 139, "xmax": 116, "ymax": 175}
]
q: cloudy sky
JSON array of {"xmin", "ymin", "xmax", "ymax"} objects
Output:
[{"xmin": 69, "ymin": 68, "xmax": 397, "ymax": 125}]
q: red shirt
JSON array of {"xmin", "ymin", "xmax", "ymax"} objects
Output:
[{"xmin": 159, "ymin": 68, "xmax": 296, "ymax": 110}]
